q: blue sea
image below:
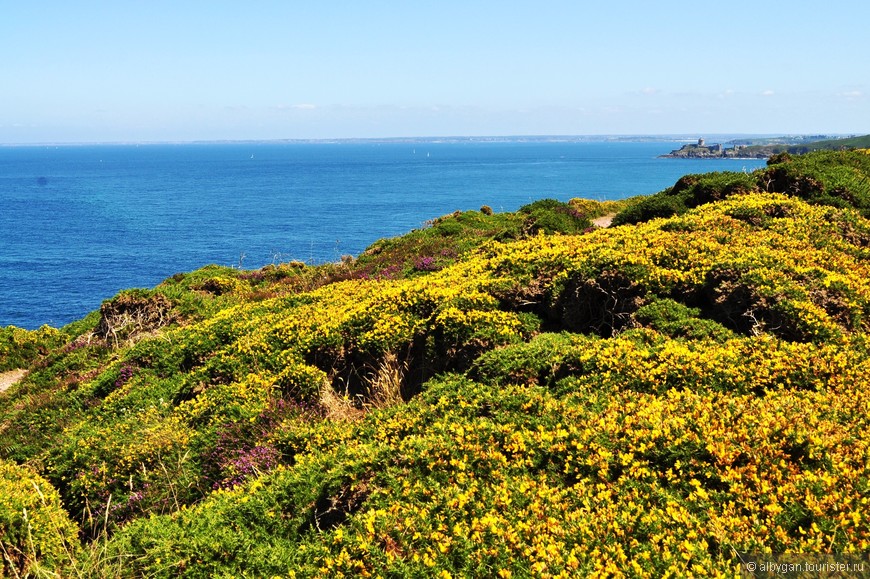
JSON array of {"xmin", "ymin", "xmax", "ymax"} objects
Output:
[{"xmin": 0, "ymin": 141, "xmax": 768, "ymax": 329}]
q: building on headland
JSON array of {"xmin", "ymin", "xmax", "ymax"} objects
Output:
[{"xmin": 662, "ymin": 138, "xmax": 744, "ymax": 159}]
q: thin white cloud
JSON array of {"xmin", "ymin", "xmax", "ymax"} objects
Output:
[
  {"xmin": 839, "ymin": 90, "xmax": 863, "ymax": 99},
  {"xmin": 274, "ymin": 104, "xmax": 317, "ymax": 111},
  {"xmin": 641, "ymin": 87, "xmax": 659, "ymax": 96},
  {"xmin": 761, "ymin": 90, "xmax": 775, "ymax": 97}
]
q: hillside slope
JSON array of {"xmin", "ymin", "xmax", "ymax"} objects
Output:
[{"xmin": 1, "ymin": 151, "xmax": 869, "ymax": 577}]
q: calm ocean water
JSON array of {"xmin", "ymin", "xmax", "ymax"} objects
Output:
[{"xmin": 0, "ymin": 141, "xmax": 767, "ymax": 329}]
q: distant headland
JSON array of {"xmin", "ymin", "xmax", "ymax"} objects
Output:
[
  {"xmin": 662, "ymin": 134, "xmax": 870, "ymax": 159},
  {"xmin": 661, "ymin": 137, "xmax": 758, "ymax": 159}
]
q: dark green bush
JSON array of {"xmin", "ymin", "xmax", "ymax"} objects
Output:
[
  {"xmin": 758, "ymin": 151, "xmax": 870, "ymax": 216},
  {"xmin": 613, "ymin": 172, "xmax": 757, "ymax": 226},
  {"xmin": 632, "ymin": 298, "xmax": 736, "ymax": 341},
  {"xmin": 518, "ymin": 198, "xmax": 592, "ymax": 234},
  {"xmin": 472, "ymin": 332, "xmax": 592, "ymax": 387},
  {"xmin": 611, "ymin": 193, "xmax": 687, "ymax": 226}
]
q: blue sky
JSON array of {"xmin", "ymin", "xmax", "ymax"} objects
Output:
[{"xmin": 2, "ymin": 1, "xmax": 868, "ymax": 143}]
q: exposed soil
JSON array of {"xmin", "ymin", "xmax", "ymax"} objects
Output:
[{"xmin": 0, "ymin": 369, "xmax": 26, "ymax": 393}]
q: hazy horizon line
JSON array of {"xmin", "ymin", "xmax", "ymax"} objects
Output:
[{"xmin": 1, "ymin": 132, "xmax": 856, "ymax": 147}]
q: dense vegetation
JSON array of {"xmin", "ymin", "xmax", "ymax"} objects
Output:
[
  {"xmin": 736, "ymin": 133, "xmax": 870, "ymax": 157},
  {"xmin": 2, "ymin": 151, "xmax": 870, "ymax": 576},
  {"xmin": 613, "ymin": 149, "xmax": 870, "ymax": 225}
]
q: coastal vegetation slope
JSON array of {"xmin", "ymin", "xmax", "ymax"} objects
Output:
[{"xmin": 2, "ymin": 150, "xmax": 870, "ymax": 576}]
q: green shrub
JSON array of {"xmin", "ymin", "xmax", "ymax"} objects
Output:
[
  {"xmin": 518, "ymin": 198, "xmax": 592, "ymax": 234},
  {"xmin": 613, "ymin": 172, "xmax": 757, "ymax": 226},
  {"xmin": 613, "ymin": 148, "xmax": 870, "ymax": 228},
  {"xmin": 472, "ymin": 332, "xmax": 592, "ymax": 387},
  {"xmin": 758, "ymin": 151, "xmax": 870, "ymax": 216},
  {"xmin": 632, "ymin": 298, "xmax": 736, "ymax": 341},
  {"xmin": 611, "ymin": 192, "xmax": 687, "ymax": 226},
  {"xmin": 0, "ymin": 325, "xmax": 68, "ymax": 372}
]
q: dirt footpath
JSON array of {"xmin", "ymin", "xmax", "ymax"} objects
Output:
[
  {"xmin": 0, "ymin": 369, "xmax": 26, "ymax": 393},
  {"xmin": 592, "ymin": 212, "xmax": 616, "ymax": 228}
]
